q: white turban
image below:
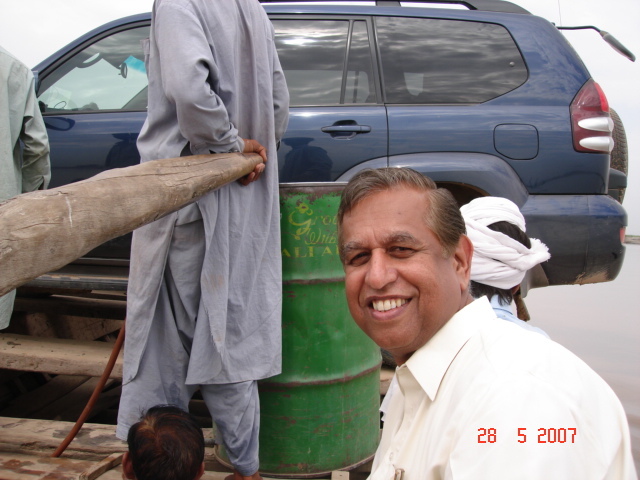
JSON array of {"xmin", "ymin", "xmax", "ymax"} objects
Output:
[{"xmin": 461, "ymin": 197, "xmax": 550, "ymax": 290}]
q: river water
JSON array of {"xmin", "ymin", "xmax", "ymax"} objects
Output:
[{"xmin": 525, "ymin": 242, "xmax": 640, "ymax": 473}]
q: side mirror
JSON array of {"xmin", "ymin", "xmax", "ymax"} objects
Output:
[{"xmin": 599, "ymin": 30, "xmax": 636, "ymax": 62}]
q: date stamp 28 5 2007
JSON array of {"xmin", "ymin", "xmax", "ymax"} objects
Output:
[{"xmin": 477, "ymin": 427, "xmax": 577, "ymax": 444}]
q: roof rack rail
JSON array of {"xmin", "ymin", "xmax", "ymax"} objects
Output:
[{"xmin": 259, "ymin": 0, "xmax": 531, "ymax": 14}]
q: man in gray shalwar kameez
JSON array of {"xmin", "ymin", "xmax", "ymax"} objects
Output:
[
  {"xmin": 116, "ymin": 1, "xmax": 289, "ymax": 479},
  {"xmin": 0, "ymin": 45, "xmax": 51, "ymax": 330}
]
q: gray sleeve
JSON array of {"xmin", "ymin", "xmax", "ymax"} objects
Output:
[{"xmin": 20, "ymin": 72, "xmax": 51, "ymax": 192}]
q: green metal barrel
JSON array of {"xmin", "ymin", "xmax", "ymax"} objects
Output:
[{"xmin": 218, "ymin": 184, "xmax": 381, "ymax": 477}]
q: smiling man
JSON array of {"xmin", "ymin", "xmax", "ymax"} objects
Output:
[{"xmin": 337, "ymin": 168, "xmax": 636, "ymax": 480}]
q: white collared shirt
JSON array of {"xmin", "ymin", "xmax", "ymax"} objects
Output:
[{"xmin": 369, "ymin": 297, "xmax": 636, "ymax": 480}]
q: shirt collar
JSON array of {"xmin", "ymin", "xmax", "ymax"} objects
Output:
[
  {"xmin": 400, "ymin": 297, "xmax": 495, "ymax": 401},
  {"xmin": 488, "ymin": 294, "xmax": 515, "ymax": 317}
]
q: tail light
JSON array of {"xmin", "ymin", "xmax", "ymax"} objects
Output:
[{"xmin": 570, "ymin": 79, "xmax": 614, "ymax": 153}]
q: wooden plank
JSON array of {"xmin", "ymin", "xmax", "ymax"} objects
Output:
[
  {"xmin": 0, "ymin": 417, "xmax": 126, "ymax": 460},
  {"xmin": 0, "ymin": 451, "xmax": 96, "ymax": 479},
  {"xmin": 0, "ymin": 334, "xmax": 122, "ymax": 379},
  {"xmin": 0, "ymin": 451, "xmax": 324, "ymax": 480},
  {"xmin": 79, "ymin": 452, "xmax": 123, "ymax": 480},
  {"xmin": 6, "ymin": 312, "xmax": 122, "ymax": 342},
  {"xmin": 90, "ymin": 469, "xmax": 123, "ymax": 480},
  {"xmin": 0, "ymin": 417, "xmax": 226, "ymax": 469},
  {"xmin": 0, "ymin": 152, "xmax": 263, "ymax": 296}
]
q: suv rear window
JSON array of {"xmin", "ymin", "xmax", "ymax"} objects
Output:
[{"xmin": 376, "ymin": 16, "xmax": 527, "ymax": 104}]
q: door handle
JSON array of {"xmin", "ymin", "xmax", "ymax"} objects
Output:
[{"xmin": 321, "ymin": 125, "xmax": 372, "ymax": 134}]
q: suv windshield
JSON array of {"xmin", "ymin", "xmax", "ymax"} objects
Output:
[{"xmin": 38, "ymin": 27, "xmax": 149, "ymax": 113}]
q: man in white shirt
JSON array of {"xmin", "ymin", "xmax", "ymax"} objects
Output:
[{"xmin": 337, "ymin": 167, "xmax": 636, "ymax": 480}]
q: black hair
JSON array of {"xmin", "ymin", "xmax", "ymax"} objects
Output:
[{"xmin": 127, "ymin": 405, "xmax": 205, "ymax": 480}]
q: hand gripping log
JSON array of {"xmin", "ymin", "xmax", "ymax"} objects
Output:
[{"xmin": 0, "ymin": 152, "xmax": 263, "ymax": 295}]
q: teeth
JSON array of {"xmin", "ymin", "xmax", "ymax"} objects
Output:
[{"xmin": 372, "ymin": 298, "xmax": 407, "ymax": 312}]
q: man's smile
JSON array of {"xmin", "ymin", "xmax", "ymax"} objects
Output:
[{"xmin": 371, "ymin": 298, "xmax": 408, "ymax": 312}]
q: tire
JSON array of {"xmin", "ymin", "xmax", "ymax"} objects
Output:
[{"xmin": 609, "ymin": 108, "xmax": 628, "ymax": 203}]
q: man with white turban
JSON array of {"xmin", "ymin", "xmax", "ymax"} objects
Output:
[{"xmin": 461, "ymin": 196, "xmax": 550, "ymax": 336}]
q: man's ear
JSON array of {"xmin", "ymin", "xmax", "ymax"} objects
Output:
[
  {"xmin": 122, "ymin": 452, "xmax": 136, "ymax": 479},
  {"xmin": 453, "ymin": 234, "xmax": 473, "ymax": 291},
  {"xmin": 194, "ymin": 461, "xmax": 205, "ymax": 480}
]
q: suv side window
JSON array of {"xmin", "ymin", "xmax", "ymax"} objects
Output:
[
  {"xmin": 38, "ymin": 26, "xmax": 149, "ymax": 113},
  {"xmin": 376, "ymin": 17, "xmax": 527, "ymax": 104},
  {"xmin": 273, "ymin": 19, "xmax": 376, "ymax": 106}
]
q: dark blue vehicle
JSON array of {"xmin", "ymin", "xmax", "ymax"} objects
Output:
[{"xmin": 28, "ymin": 0, "xmax": 628, "ymax": 292}]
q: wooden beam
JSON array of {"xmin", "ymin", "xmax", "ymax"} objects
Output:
[
  {"xmin": 0, "ymin": 334, "xmax": 122, "ymax": 379},
  {"xmin": 0, "ymin": 152, "xmax": 263, "ymax": 295},
  {"xmin": 6, "ymin": 312, "xmax": 123, "ymax": 342}
]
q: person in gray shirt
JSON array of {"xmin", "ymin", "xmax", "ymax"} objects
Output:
[
  {"xmin": 0, "ymin": 45, "xmax": 50, "ymax": 330},
  {"xmin": 116, "ymin": 2, "xmax": 289, "ymax": 480}
]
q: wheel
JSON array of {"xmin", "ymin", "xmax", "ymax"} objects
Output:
[{"xmin": 609, "ymin": 108, "xmax": 628, "ymax": 203}]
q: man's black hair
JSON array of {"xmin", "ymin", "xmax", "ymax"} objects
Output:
[{"xmin": 127, "ymin": 405, "xmax": 205, "ymax": 480}]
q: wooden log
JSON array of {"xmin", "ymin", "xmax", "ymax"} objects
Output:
[{"xmin": 0, "ymin": 152, "xmax": 263, "ymax": 296}]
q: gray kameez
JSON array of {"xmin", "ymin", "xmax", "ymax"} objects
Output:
[
  {"xmin": 116, "ymin": 0, "xmax": 289, "ymax": 469},
  {"xmin": 0, "ymin": 46, "xmax": 51, "ymax": 329}
]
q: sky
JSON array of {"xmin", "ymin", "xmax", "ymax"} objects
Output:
[{"xmin": 0, "ymin": 0, "xmax": 638, "ymax": 234}]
